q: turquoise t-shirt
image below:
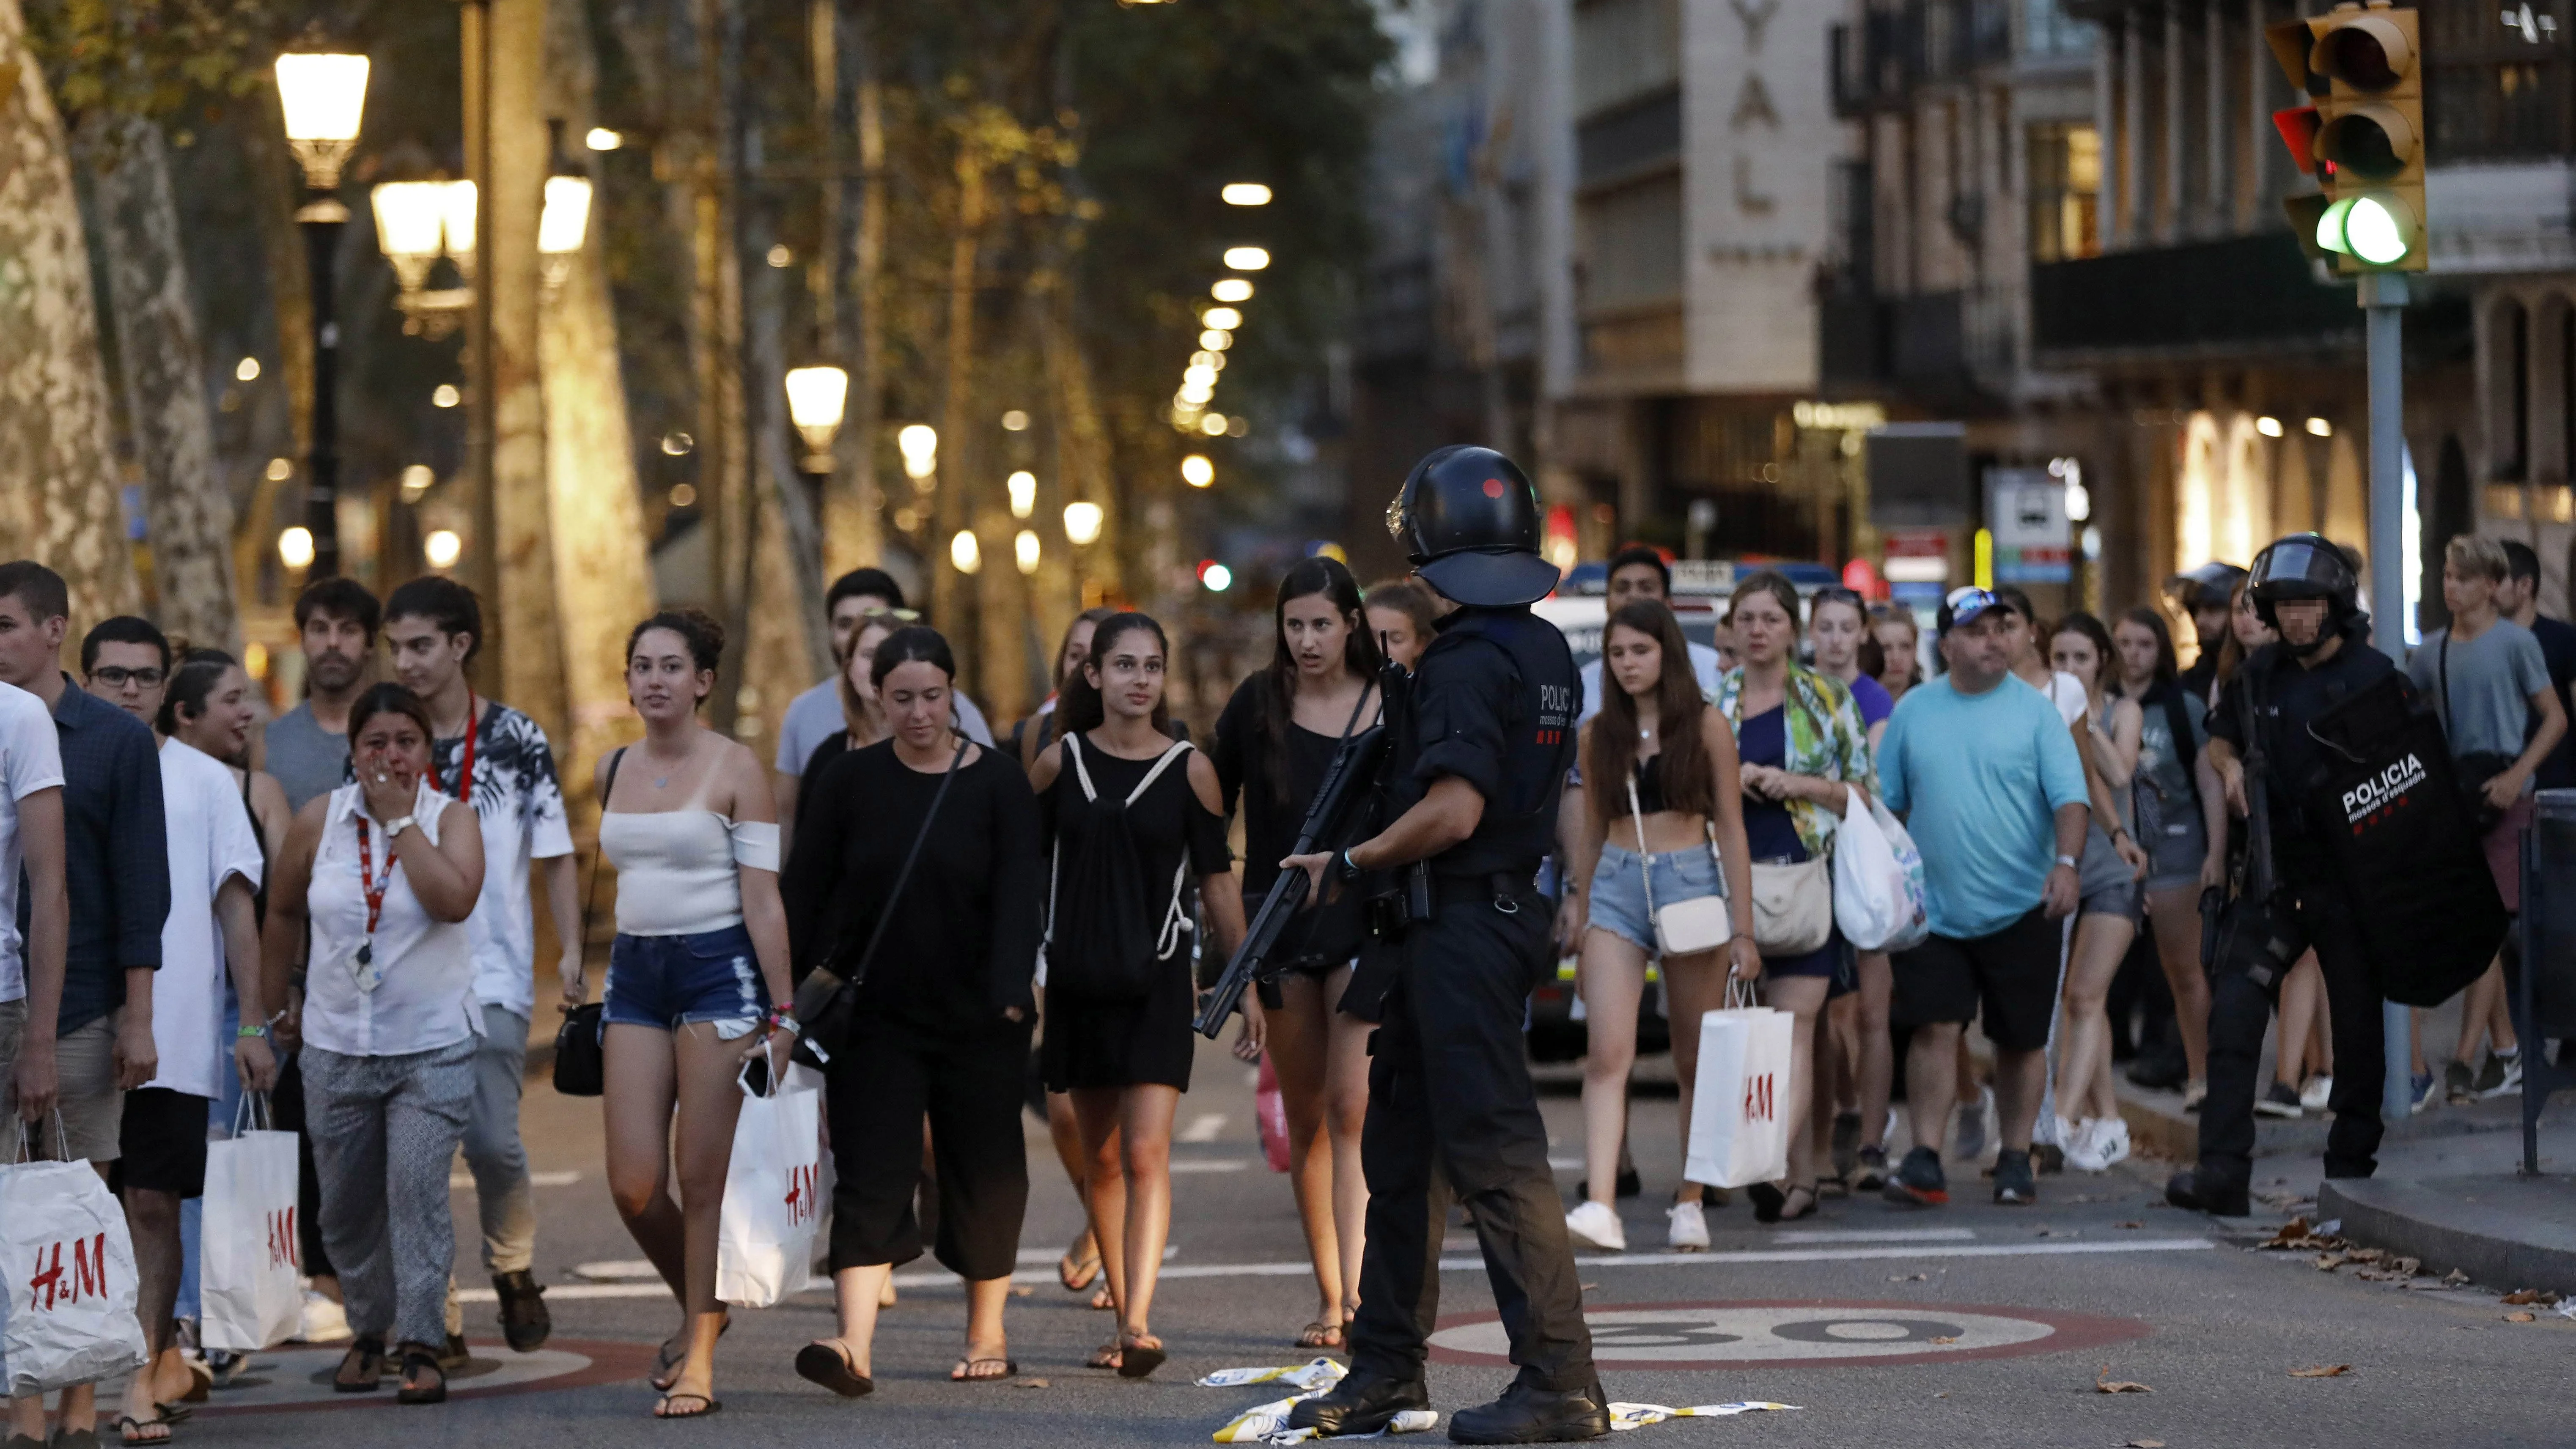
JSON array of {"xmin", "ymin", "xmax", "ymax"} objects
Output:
[{"xmin": 1878, "ymin": 674, "xmax": 2090, "ymax": 939}]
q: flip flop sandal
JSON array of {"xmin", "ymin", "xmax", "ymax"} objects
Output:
[
  {"xmin": 333, "ymin": 1338, "xmax": 387, "ymax": 1393},
  {"xmin": 1781, "ymin": 1186, "xmax": 1820, "ymax": 1222},
  {"xmin": 148, "ymin": 1406, "xmax": 189, "ymax": 1426},
  {"xmin": 949, "ymin": 1357, "xmax": 1017, "ymax": 1383},
  {"xmin": 650, "ymin": 1314, "xmax": 731, "ymax": 1392},
  {"xmin": 1059, "ymin": 1249, "xmax": 1102, "ymax": 1293},
  {"xmin": 653, "ymin": 1394, "xmax": 721, "ymax": 1420},
  {"xmin": 1294, "ymin": 1320, "xmax": 1344, "ymax": 1350},
  {"xmin": 394, "ymin": 1345, "xmax": 447, "ymax": 1405},
  {"xmin": 1115, "ymin": 1335, "xmax": 1167, "ymax": 1380},
  {"xmin": 115, "ymin": 1416, "xmax": 175, "ymax": 1447},
  {"xmin": 1085, "ymin": 1341, "xmax": 1123, "ymax": 1371},
  {"xmin": 1088, "ymin": 1282, "xmax": 1116, "ymax": 1312},
  {"xmin": 794, "ymin": 1342, "xmax": 875, "ymax": 1399}
]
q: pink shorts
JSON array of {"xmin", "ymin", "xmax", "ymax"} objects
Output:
[{"xmin": 2482, "ymin": 794, "xmax": 2537, "ymax": 913}]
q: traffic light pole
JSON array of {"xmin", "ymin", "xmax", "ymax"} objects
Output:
[{"xmin": 2360, "ymin": 270, "xmax": 2414, "ymax": 1126}]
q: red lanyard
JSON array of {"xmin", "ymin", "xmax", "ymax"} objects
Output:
[
  {"xmin": 354, "ymin": 816, "xmax": 401, "ymax": 941},
  {"xmin": 441, "ymin": 694, "xmax": 481, "ymax": 802}
]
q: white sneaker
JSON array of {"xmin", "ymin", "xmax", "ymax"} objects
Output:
[
  {"xmin": 1565, "ymin": 1200, "xmax": 1627, "ymax": 1252},
  {"xmin": 1665, "ymin": 1200, "xmax": 1709, "ymax": 1251},
  {"xmin": 2088, "ymin": 1117, "xmax": 2131, "ymax": 1169},
  {"xmin": 2300, "ymin": 1074, "xmax": 2334, "ymax": 1112},
  {"xmin": 2061, "ymin": 1118, "xmax": 2104, "ymax": 1172},
  {"xmin": 298, "ymin": 1288, "xmax": 352, "ymax": 1344}
]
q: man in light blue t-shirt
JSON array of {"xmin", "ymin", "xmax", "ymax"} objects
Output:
[{"xmin": 1875, "ymin": 588, "xmax": 2089, "ymax": 1211}]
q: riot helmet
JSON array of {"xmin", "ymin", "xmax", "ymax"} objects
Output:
[
  {"xmin": 2163, "ymin": 560, "xmax": 2249, "ymax": 617},
  {"xmin": 1385, "ymin": 445, "xmax": 1560, "ymax": 608},
  {"xmin": 2247, "ymin": 532, "xmax": 2360, "ymax": 653}
]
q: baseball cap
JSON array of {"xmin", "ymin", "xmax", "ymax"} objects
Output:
[{"xmin": 1937, "ymin": 586, "xmax": 2005, "ymax": 636}]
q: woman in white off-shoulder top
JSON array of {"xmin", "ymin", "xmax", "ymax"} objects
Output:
[{"xmin": 585, "ymin": 609, "xmax": 793, "ymax": 1420}]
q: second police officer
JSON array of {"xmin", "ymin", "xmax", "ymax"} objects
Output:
[
  {"xmin": 1283, "ymin": 446, "xmax": 1607, "ymax": 1444},
  {"xmin": 2168, "ymin": 534, "xmax": 2397, "ymax": 1216}
]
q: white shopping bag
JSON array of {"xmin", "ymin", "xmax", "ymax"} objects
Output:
[
  {"xmin": 1682, "ymin": 988, "xmax": 1794, "ymax": 1189},
  {"xmin": 200, "ymin": 1097, "xmax": 304, "ymax": 1353},
  {"xmin": 0, "ymin": 1125, "xmax": 150, "ymax": 1396},
  {"xmin": 717, "ymin": 1062, "xmax": 832, "ymax": 1308},
  {"xmin": 1832, "ymin": 788, "xmax": 1931, "ymax": 953}
]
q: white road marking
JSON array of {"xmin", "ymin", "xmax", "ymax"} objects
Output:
[
  {"xmin": 1547, "ymin": 1157, "xmax": 1585, "ymax": 1170},
  {"xmin": 1179, "ymin": 1113, "xmax": 1228, "ymax": 1143},
  {"xmin": 1171, "ymin": 1158, "xmax": 1250, "ymax": 1173},
  {"xmin": 570, "ymin": 1259, "xmax": 662, "ymax": 1281},
  {"xmin": 450, "ymin": 1169, "xmax": 580, "ymax": 1188},
  {"xmin": 1772, "ymin": 1227, "xmax": 1977, "ymax": 1244},
  {"xmin": 465, "ymin": 1237, "xmax": 2214, "ymax": 1302}
]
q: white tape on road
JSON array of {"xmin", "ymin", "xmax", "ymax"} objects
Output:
[{"xmin": 461, "ymin": 1236, "xmax": 2214, "ymax": 1301}]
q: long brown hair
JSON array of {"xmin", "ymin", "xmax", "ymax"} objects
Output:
[
  {"xmin": 2213, "ymin": 579, "xmax": 2267, "ymax": 691},
  {"xmin": 1259, "ymin": 557, "xmax": 1383, "ymax": 804},
  {"xmin": 1586, "ymin": 601, "xmax": 1714, "ymax": 825}
]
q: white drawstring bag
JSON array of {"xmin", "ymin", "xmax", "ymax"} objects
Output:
[
  {"xmin": 717, "ymin": 1061, "xmax": 834, "ymax": 1308},
  {"xmin": 1830, "ymin": 788, "xmax": 1931, "ymax": 953},
  {"xmin": 1682, "ymin": 982, "xmax": 1794, "ymax": 1189},
  {"xmin": 199, "ymin": 1095, "xmax": 304, "ymax": 1352},
  {"xmin": 0, "ymin": 1119, "xmax": 149, "ymax": 1396}
]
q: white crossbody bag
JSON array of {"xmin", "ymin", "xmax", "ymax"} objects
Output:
[{"xmin": 1627, "ymin": 771, "xmax": 1732, "ymax": 955}]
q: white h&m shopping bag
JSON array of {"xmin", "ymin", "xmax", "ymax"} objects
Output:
[
  {"xmin": 199, "ymin": 1097, "xmax": 303, "ymax": 1352},
  {"xmin": 0, "ymin": 1127, "xmax": 150, "ymax": 1395},
  {"xmin": 1683, "ymin": 985, "xmax": 1794, "ymax": 1189},
  {"xmin": 717, "ymin": 1062, "xmax": 833, "ymax": 1308}
]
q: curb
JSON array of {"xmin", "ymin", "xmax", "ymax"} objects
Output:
[
  {"xmin": 2320, "ymin": 1174, "xmax": 2576, "ymax": 1295},
  {"xmin": 2113, "ymin": 1081, "xmax": 2529, "ymax": 1166}
]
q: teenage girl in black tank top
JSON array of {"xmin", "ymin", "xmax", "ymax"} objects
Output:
[{"xmin": 1027, "ymin": 614, "xmax": 1244, "ymax": 1379}]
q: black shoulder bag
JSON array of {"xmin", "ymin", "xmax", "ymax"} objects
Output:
[
  {"xmin": 552, "ymin": 746, "xmax": 626, "ymax": 1097},
  {"xmin": 2438, "ymin": 631, "xmax": 2517, "ymax": 833},
  {"xmin": 789, "ymin": 735, "xmax": 972, "ymax": 1068}
]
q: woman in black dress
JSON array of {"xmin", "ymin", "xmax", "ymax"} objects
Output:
[
  {"xmin": 1029, "ymin": 613, "xmax": 1244, "ymax": 1378},
  {"xmin": 781, "ymin": 627, "xmax": 1046, "ymax": 1391},
  {"xmin": 1212, "ymin": 558, "xmax": 1381, "ymax": 1348}
]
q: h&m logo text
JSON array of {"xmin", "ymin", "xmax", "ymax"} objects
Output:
[
  {"xmin": 1742, "ymin": 1072, "xmax": 1776, "ymax": 1124},
  {"xmin": 783, "ymin": 1163, "xmax": 821, "ymax": 1226},
  {"xmin": 268, "ymin": 1208, "xmax": 299, "ymax": 1271},
  {"xmin": 25, "ymin": 1233, "xmax": 111, "ymax": 1312}
]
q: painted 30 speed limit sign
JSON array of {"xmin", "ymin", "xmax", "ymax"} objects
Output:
[{"xmin": 1429, "ymin": 1300, "xmax": 2147, "ymax": 1371}]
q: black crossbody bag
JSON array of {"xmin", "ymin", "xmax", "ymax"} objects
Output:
[
  {"xmin": 2438, "ymin": 632, "xmax": 2517, "ymax": 833},
  {"xmin": 552, "ymin": 747, "xmax": 626, "ymax": 1097},
  {"xmin": 789, "ymin": 736, "xmax": 972, "ymax": 1068}
]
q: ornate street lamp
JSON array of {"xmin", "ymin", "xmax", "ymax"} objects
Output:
[
  {"xmin": 275, "ymin": 48, "xmax": 371, "ymax": 579},
  {"xmin": 371, "ymin": 177, "xmax": 474, "ymax": 337}
]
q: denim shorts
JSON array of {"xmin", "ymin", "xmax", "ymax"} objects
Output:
[
  {"xmin": 1586, "ymin": 840, "xmax": 1726, "ymax": 955},
  {"xmin": 603, "ymin": 924, "xmax": 767, "ymax": 1037}
]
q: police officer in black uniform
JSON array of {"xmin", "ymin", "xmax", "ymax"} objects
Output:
[
  {"xmin": 1282, "ymin": 446, "xmax": 1606, "ymax": 1444},
  {"xmin": 2168, "ymin": 534, "xmax": 2398, "ymax": 1217}
]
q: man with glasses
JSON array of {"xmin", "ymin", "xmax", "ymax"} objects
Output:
[
  {"xmin": 0, "ymin": 564, "xmax": 169, "ymax": 1449},
  {"xmin": 774, "ymin": 568, "xmax": 992, "ymax": 848},
  {"xmin": 1876, "ymin": 588, "xmax": 2090, "ymax": 1210}
]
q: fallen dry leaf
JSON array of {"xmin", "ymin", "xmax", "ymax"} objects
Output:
[
  {"xmin": 2115, "ymin": 1221, "xmax": 2143, "ymax": 1230},
  {"xmin": 2443, "ymin": 1269, "xmax": 2472, "ymax": 1287},
  {"xmin": 1018, "ymin": 1377, "xmax": 1050, "ymax": 1388},
  {"xmin": 2263, "ymin": 1217, "xmax": 2312, "ymax": 1247},
  {"xmin": 1933, "ymin": 1391, "xmax": 1949, "ymax": 1400},
  {"xmin": 2289, "ymin": 1364, "xmax": 2351, "ymax": 1378},
  {"xmin": 2313, "ymin": 1253, "xmax": 2346, "ymax": 1271},
  {"xmin": 2505, "ymin": 1312, "xmax": 2538, "ymax": 1323},
  {"xmin": 1011, "ymin": 1285, "xmax": 1034, "ymax": 1298},
  {"xmin": 1929, "ymin": 1336, "xmax": 1958, "ymax": 1345},
  {"xmin": 2094, "ymin": 1367, "xmax": 2153, "ymax": 1394},
  {"xmin": 2501, "ymin": 1288, "xmax": 2558, "ymax": 1306},
  {"xmin": 1579, "ymin": 1282, "xmax": 1599, "ymax": 1292},
  {"xmin": 1889, "ymin": 1272, "xmax": 1931, "ymax": 1282},
  {"xmin": 2123, "ymin": 1440, "xmax": 2167, "ymax": 1448}
]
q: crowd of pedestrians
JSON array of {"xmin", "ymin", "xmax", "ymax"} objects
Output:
[{"xmin": 0, "ymin": 512, "xmax": 2567, "ymax": 1432}]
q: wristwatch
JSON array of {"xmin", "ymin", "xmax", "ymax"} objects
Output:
[
  {"xmin": 383, "ymin": 815, "xmax": 417, "ymax": 840},
  {"xmin": 2054, "ymin": 853, "xmax": 2080, "ymax": 869}
]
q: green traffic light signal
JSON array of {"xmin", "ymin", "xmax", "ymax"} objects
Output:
[{"xmin": 2315, "ymin": 193, "xmax": 2414, "ymax": 266}]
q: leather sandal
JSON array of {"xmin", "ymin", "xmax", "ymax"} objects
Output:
[
  {"xmin": 393, "ymin": 1342, "xmax": 447, "ymax": 1404},
  {"xmin": 333, "ymin": 1336, "xmax": 387, "ymax": 1393}
]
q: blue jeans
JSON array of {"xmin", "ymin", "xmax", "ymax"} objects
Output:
[{"xmin": 603, "ymin": 924, "xmax": 767, "ymax": 1037}]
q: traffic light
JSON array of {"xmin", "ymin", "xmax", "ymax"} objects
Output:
[{"xmin": 2266, "ymin": 3, "xmax": 2427, "ymax": 273}]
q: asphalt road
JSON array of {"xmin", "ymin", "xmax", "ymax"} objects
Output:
[{"xmin": 156, "ymin": 1033, "xmax": 2574, "ymax": 1448}]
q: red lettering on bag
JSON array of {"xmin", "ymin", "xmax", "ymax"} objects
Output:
[
  {"xmin": 783, "ymin": 1164, "xmax": 819, "ymax": 1226},
  {"xmin": 25, "ymin": 1233, "xmax": 110, "ymax": 1312},
  {"xmin": 268, "ymin": 1208, "xmax": 299, "ymax": 1271},
  {"xmin": 1743, "ymin": 1073, "xmax": 1775, "ymax": 1123}
]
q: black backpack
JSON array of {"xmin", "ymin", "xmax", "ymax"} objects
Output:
[{"xmin": 1043, "ymin": 733, "xmax": 1195, "ymax": 1002}]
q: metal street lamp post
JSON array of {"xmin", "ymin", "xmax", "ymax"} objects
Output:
[{"xmin": 275, "ymin": 51, "xmax": 371, "ymax": 579}]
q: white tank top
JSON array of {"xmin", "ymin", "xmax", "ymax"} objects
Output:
[
  {"xmin": 598, "ymin": 810, "xmax": 778, "ymax": 937},
  {"xmin": 305, "ymin": 781, "xmax": 478, "ymax": 1058}
]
